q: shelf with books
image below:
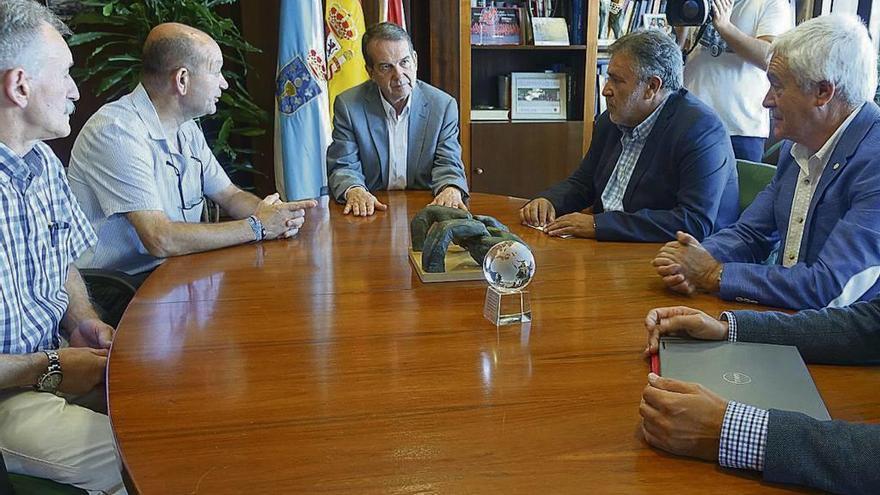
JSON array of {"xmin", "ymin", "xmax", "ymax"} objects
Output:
[
  {"xmin": 471, "ymin": 46, "xmax": 586, "ymax": 122},
  {"xmin": 427, "ymin": 0, "xmax": 599, "ymax": 196},
  {"xmin": 472, "ymin": 44, "xmax": 588, "ymax": 51}
]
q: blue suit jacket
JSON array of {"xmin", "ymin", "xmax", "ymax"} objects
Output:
[
  {"xmin": 703, "ymin": 102, "xmax": 880, "ymax": 310},
  {"xmin": 326, "ymin": 80, "xmax": 469, "ymax": 202},
  {"xmin": 732, "ymin": 300, "xmax": 880, "ymax": 494},
  {"xmin": 536, "ymin": 89, "xmax": 739, "ymax": 242}
]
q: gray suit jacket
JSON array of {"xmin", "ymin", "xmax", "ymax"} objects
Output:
[
  {"xmin": 326, "ymin": 80, "xmax": 469, "ymax": 202},
  {"xmin": 732, "ymin": 301, "xmax": 880, "ymax": 494}
]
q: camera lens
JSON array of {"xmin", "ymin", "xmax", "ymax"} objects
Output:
[{"xmin": 682, "ymin": 0, "xmax": 701, "ymax": 19}]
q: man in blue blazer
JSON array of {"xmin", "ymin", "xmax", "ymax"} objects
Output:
[
  {"xmin": 520, "ymin": 30, "xmax": 739, "ymax": 242},
  {"xmin": 654, "ymin": 14, "xmax": 880, "ymax": 310},
  {"xmin": 641, "ymin": 300, "xmax": 880, "ymax": 494},
  {"xmin": 326, "ymin": 22, "xmax": 469, "ymax": 217}
]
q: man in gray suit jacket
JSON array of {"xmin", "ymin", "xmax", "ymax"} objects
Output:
[
  {"xmin": 641, "ymin": 302, "xmax": 880, "ymax": 494},
  {"xmin": 326, "ymin": 22, "xmax": 469, "ymax": 216}
]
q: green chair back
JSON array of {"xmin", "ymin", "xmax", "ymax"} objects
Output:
[
  {"xmin": 2, "ymin": 451, "xmax": 86, "ymax": 495},
  {"xmin": 736, "ymin": 159, "xmax": 777, "ymax": 213},
  {"xmin": 8, "ymin": 474, "xmax": 87, "ymax": 494}
]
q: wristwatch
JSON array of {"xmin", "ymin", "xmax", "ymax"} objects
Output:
[
  {"xmin": 35, "ymin": 349, "xmax": 63, "ymax": 393},
  {"xmin": 246, "ymin": 215, "xmax": 265, "ymax": 241}
]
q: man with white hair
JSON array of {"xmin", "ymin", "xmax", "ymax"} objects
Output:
[
  {"xmin": 653, "ymin": 14, "xmax": 880, "ymax": 310},
  {"xmin": 0, "ymin": 0, "xmax": 126, "ymax": 492}
]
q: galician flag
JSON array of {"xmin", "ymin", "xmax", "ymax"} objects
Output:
[
  {"xmin": 274, "ymin": 0, "xmax": 331, "ymax": 200},
  {"xmin": 325, "ymin": 0, "xmax": 370, "ymax": 122}
]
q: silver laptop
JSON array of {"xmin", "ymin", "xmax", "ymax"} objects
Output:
[{"xmin": 658, "ymin": 338, "xmax": 831, "ymax": 421}]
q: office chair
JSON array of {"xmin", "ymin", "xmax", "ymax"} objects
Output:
[
  {"xmin": 79, "ymin": 269, "xmax": 139, "ymax": 328},
  {"xmin": 736, "ymin": 159, "xmax": 777, "ymax": 213},
  {"xmin": 1, "ymin": 450, "xmax": 87, "ymax": 494}
]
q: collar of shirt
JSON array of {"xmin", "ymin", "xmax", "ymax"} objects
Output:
[
  {"xmin": 379, "ymin": 87, "xmax": 412, "ymax": 122},
  {"xmin": 790, "ymin": 102, "xmax": 864, "ymax": 177},
  {"xmin": 0, "ymin": 141, "xmax": 46, "ymax": 186},
  {"xmin": 130, "ymin": 83, "xmax": 197, "ymax": 154},
  {"xmin": 130, "ymin": 83, "xmax": 172, "ymax": 143},
  {"xmin": 617, "ymin": 96, "xmax": 668, "ymax": 142}
]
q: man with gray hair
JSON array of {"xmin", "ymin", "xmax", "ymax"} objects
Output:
[
  {"xmin": 68, "ymin": 23, "xmax": 317, "ymax": 281},
  {"xmin": 0, "ymin": 0, "xmax": 126, "ymax": 492},
  {"xmin": 654, "ymin": 14, "xmax": 880, "ymax": 310},
  {"xmin": 520, "ymin": 29, "xmax": 738, "ymax": 241},
  {"xmin": 326, "ymin": 22, "xmax": 469, "ymax": 216}
]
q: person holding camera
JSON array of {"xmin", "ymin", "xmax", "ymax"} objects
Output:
[{"xmin": 680, "ymin": 0, "xmax": 792, "ymax": 162}]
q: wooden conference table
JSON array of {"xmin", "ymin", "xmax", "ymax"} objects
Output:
[{"xmin": 108, "ymin": 192, "xmax": 879, "ymax": 494}]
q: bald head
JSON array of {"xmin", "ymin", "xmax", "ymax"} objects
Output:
[{"xmin": 141, "ymin": 23, "xmax": 217, "ymax": 87}]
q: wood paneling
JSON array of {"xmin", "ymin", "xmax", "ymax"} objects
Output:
[
  {"xmin": 238, "ymin": 0, "xmax": 281, "ymax": 196},
  {"xmin": 471, "ymin": 121, "xmax": 585, "ymax": 198},
  {"xmin": 108, "ymin": 191, "xmax": 874, "ymax": 494}
]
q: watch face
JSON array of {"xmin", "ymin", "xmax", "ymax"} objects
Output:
[{"xmin": 40, "ymin": 371, "xmax": 62, "ymax": 392}]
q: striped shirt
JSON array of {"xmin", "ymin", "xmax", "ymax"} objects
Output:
[
  {"xmin": 600, "ymin": 99, "xmax": 667, "ymax": 212},
  {"xmin": 0, "ymin": 141, "xmax": 96, "ymax": 354},
  {"xmin": 67, "ymin": 84, "xmax": 232, "ymax": 275},
  {"xmin": 717, "ymin": 311, "xmax": 769, "ymax": 471}
]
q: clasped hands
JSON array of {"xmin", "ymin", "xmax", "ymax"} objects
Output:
[
  {"xmin": 343, "ymin": 186, "xmax": 467, "ymax": 217},
  {"xmin": 519, "ymin": 198, "xmax": 595, "ymax": 238},
  {"xmin": 254, "ymin": 193, "xmax": 318, "ymax": 239},
  {"xmin": 653, "ymin": 231, "xmax": 723, "ymax": 295},
  {"xmin": 640, "ymin": 306, "xmax": 731, "ymax": 461},
  {"xmin": 56, "ymin": 318, "xmax": 114, "ymax": 395}
]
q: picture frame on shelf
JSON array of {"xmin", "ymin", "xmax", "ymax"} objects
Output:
[
  {"xmin": 511, "ymin": 72, "xmax": 567, "ymax": 121},
  {"xmin": 470, "ymin": 6, "xmax": 523, "ymax": 46},
  {"xmin": 530, "ymin": 17, "xmax": 570, "ymax": 46},
  {"xmin": 642, "ymin": 13, "xmax": 673, "ymax": 36}
]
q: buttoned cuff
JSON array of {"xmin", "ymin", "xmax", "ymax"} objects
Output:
[
  {"xmin": 718, "ymin": 400, "xmax": 769, "ymax": 471},
  {"xmin": 720, "ymin": 311, "xmax": 737, "ymax": 342}
]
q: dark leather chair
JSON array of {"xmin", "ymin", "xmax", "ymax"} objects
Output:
[
  {"xmin": 79, "ymin": 269, "xmax": 139, "ymax": 328},
  {"xmin": 1, "ymin": 450, "xmax": 87, "ymax": 494}
]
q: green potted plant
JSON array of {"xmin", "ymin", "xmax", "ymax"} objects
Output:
[{"xmin": 67, "ymin": 0, "xmax": 267, "ymax": 189}]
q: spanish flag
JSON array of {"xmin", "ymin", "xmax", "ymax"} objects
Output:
[{"xmin": 325, "ymin": 0, "xmax": 369, "ymax": 122}]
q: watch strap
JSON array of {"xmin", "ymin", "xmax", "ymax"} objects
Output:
[
  {"xmin": 35, "ymin": 349, "xmax": 62, "ymax": 392},
  {"xmin": 247, "ymin": 215, "xmax": 265, "ymax": 241}
]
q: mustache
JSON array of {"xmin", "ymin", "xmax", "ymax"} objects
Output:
[{"xmin": 66, "ymin": 101, "xmax": 76, "ymax": 115}]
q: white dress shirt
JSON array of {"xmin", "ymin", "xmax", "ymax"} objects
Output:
[
  {"xmin": 379, "ymin": 88, "xmax": 411, "ymax": 190},
  {"xmin": 782, "ymin": 104, "xmax": 863, "ymax": 267}
]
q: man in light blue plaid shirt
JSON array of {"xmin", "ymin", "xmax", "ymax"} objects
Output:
[
  {"xmin": 641, "ymin": 302, "xmax": 880, "ymax": 493},
  {"xmin": 0, "ymin": 1, "xmax": 126, "ymax": 492}
]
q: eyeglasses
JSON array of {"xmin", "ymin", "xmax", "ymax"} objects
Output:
[
  {"xmin": 373, "ymin": 56, "xmax": 415, "ymax": 75},
  {"xmin": 165, "ymin": 155, "xmax": 205, "ymax": 221}
]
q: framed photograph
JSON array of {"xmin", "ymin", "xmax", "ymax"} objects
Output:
[
  {"xmin": 642, "ymin": 13, "xmax": 673, "ymax": 36},
  {"xmin": 510, "ymin": 72, "xmax": 567, "ymax": 121},
  {"xmin": 470, "ymin": 6, "xmax": 523, "ymax": 46},
  {"xmin": 531, "ymin": 17, "xmax": 570, "ymax": 46}
]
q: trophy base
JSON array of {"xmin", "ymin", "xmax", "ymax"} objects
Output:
[{"xmin": 483, "ymin": 286, "xmax": 532, "ymax": 326}]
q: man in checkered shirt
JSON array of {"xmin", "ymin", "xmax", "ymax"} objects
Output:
[
  {"xmin": 0, "ymin": 1, "xmax": 126, "ymax": 492},
  {"xmin": 641, "ymin": 301, "xmax": 879, "ymax": 493}
]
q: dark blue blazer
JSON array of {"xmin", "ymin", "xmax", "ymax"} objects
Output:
[
  {"xmin": 536, "ymin": 89, "xmax": 739, "ymax": 242},
  {"xmin": 733, "ymin": 300, "xmax": 880, "ymax": 494}
]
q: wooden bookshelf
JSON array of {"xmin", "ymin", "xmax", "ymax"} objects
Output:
[{"xmin": 429, "ymin": 0, "xmax": 600, "ymax": 199}]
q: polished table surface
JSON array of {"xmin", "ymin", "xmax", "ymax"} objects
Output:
[{"xmin": 108, "ymin": 192, "xmax": 879, "ymax": 494}]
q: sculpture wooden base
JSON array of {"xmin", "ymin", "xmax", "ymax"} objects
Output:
[
  {"xmin": 408, "ymin": 247, "xmax": 485, "ymax": 283},
  {"xmin": 484, "ymin": 286, "xmax": 532, "ymax": 326}
]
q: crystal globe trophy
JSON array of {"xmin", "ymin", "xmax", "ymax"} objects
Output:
[{"xmin": 482, "ymin": 240, "xmax": 536, "ymax": 325}]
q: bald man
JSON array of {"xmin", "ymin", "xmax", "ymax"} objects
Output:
[{"xmin": 68, "ymin": 23, "xmax": 316, "ymax": 283}]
